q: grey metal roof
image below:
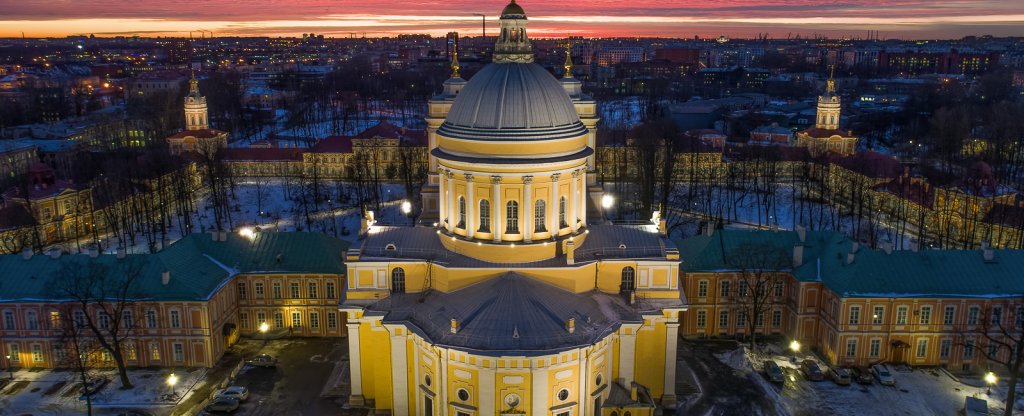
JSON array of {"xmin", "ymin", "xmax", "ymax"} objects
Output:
[
  {"xmin": 367, "ymin": 272, "xmax": 642, "ymax": 356},
  {"xmin": 574, "ymin": 224, "xmax": 670, "ymax": 262},
  {"xmin": 438, "ymin": 63, "xmax": 587, "ymax": 141},
  {"xmin": 431, "ymin": 147, "xmax": 592, "ymax": 164}
]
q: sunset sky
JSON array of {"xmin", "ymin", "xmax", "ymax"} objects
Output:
[{"xmin": 2, "ymin": 0, "xmax": 1024, "ymax": 39}]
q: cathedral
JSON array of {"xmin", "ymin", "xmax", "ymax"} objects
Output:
[
  {"xmin": 795, "ymin": 69, "xmax": 858, "ymax": 156},
  {"xmin": 341, "ymin": 1, "xmax": 685, "ymax": 414}
]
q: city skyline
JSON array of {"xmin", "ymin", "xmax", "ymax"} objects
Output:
[{"xmin": 3, "ymin": 0, "xmax": 1024, "ymax": 39}]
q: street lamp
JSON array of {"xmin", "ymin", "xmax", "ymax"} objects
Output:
[
  {"xmin": 985, "ymin": 371, "xmax": 997, "ymax": 395},
  {"xmin": 167, "ymin": 373, "xmax": 178, "ymax": 396},
  {"xmin": 789, "ymin": 340, "xmax": 801, "ymax": 354},
  {"xmin": 401, "ymin": 200, "xmax": 413, "ymax": 226},
  {"xmin": 5, "ymin": 354, "xmax": 11, "ymax": 380},
  {"xmin": 601, "ymin": 194, "xmax": 614, "ymax": 210}
]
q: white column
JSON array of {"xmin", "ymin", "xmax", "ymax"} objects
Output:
[
  {"xmin": 619, "ymin": 330, "xmax": 636, "ymax": 386},
  {"xmin": 492, "ymin": 176, "xmax": 502, "ymax": 242},
  {"xmin": 446, "ymin": 171, "xmax": 455, "ymax": 233},
  {"xmin": 523, "ymin": 175, "xmax": 533, "ymax": 243},
  {"xmin": 579, "ymin": 167, "xmax": 588, "ymax": 226},
  {"xmin": 662, "ymin": 321, "xmax": 680, "ymax": 406},
  {"xmin": 438, "ymin": 168, "xmax": 447, "ymax": 225},
  {"xmin": 389, "ymin": 327, "xmax": 409, "ymax": 414},
  {"xmin": 439, "ymin": 349, "xmax": 450, "ymax": 416},
  {"xmin": 479, "ymin": 367, "xmax": 496, "ymax": 415},
  {"xmin": 531, "ymin": 366, "xmax": 548, "ymax": 416},
  {"xmin": 346, "ymin": 319, "xmax": 364, "ymax": 404},
  {"xmin": 570, "ymin": 170, "xmax": 580, "ymax": 232},
  {"xmin": 464, "ymin": 173, "xmax": 475, "ymax": 238},
  {"xmin": 549, "ymin": 173, "xmax": 560, "ymax": 235}
]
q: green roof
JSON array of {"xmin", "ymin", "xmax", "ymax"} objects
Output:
[
  {"xmin": 678, "ymin": 229, "xmax": 1024, "ymax": 299},
  {"xmin": 0, "ymin": 232, "xmax": 349, "ymax": 303}
]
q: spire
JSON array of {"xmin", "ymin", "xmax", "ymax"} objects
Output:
[
  {"xmin": 189, "ymin": 70, "xmax": 200, "ymax": 95},
  {"xmin": 563, "ymin": 34, "xmax": 574, "ymax": 76},
  {"xmin": 826, "ymin": 64, "xmax": 836, "ymax": 95},
  {"xmin": 450, "ymin": 43, "xmax": 461, "ymax": 78}
]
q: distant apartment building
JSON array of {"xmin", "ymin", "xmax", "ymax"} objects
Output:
[
  {"xmin": 878, "ymin": 49, "xmax": 1001, "ymax": 75},
  {"xmin": 595, "ymin": 47, "xmax": 645, "ymax": 67}
]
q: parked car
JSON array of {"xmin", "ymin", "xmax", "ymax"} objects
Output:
[
  {"xmin": 871, "ymin": 364, "xmax": 896, "ymax": 386},
  {"xmin": 763, "ymin": 360, "xmax": 785, "ymax": 383},
  {"xmin": 800, "ymin": 360, "xmax": 824, "ymax": 381},
  {"xmin": 850, "ymin": 367, "xmax": 874, "ymax": 385},
  {"xmin": 204, "ymin": 397, "xmax": 240, "ymax": 413},
  {"xmin": 79, "ymin": 377, "xmax": 110, "ymax": 398},
  {"xmin": 828, "ymin": 367, "xmax": 852, "ymax": 386},
  {"xmin": 246, "ymin": 353, "xmax": 277, "ymax": 367},
  {"xmin": 214, "ymin": 386, "xmax": 249, "ymax": 401}
]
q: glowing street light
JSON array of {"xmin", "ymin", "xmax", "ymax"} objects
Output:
[
  {"xmin": 601, "ymin": 194, "xmax": 614, "ymax": 210},
  {"xmin": 167, "ymin": 373, "xmax": 178, "ymax": 396},
  {"xmin": 259, "ymin": 322, "xmax": 269, "ymax": 334},
  {"xmin": 5, "ymin": 354, "xmax": 12, "ymax": 380},
  {"xmin": 789, "ymin": 340, "xmax": 801, "ymax": 354},
  {"xmin": 985, "ymin": 371, "xmax": 997, "ymax": 395},
  {"xmin": 401, "ymin": 200, "xmax": 412, "ymax": 215}
]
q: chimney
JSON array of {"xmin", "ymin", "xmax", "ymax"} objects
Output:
[
  {"xmin": 795, "ymin": 224, "xmax": 806, "ymax": 243},
  {"xmin": 21, "ymin": 248, "xmax": 33, "ymax": 260},
  {"xmin": 705, "ymin": 223, "xmax": 714, "ymax": 236},
  {"xmin": 910, "ymin": 239, "xmax": 920, "ymax": 252},
  {"xmin": 567, "ymin": 318, "xmax": 575, "ymax": 334},
  {"xmin": 566, "ymin": 240, "xmax": 576, "ymax": 265},
  {"xmin": 450, "ymin": 318, "xmax": 458, "ymax": 334},
  {"xmin": 210, "ymin": 230, "xmax": 218, "ymax": 241},
  {"xmin": 219, "ymin": 231, "xmax": 228, "ymax": 241},
  {"xmin": 792, "ymin": 244, "xmax": 804, "ymax": 268},
  {"xmin": 116, "ymin": 247, "xmax": 126, "ymax": 259},
  {"xmin": 846, "ymin": 252, "xmax": 856, "ymax": 265},
  {"xmin": 850, "ymin": 241, "xmax": 859, "ymax": 254},
  {"xmin": 88, "ymin": 244, "xmax": 99, "ymax": 258},
  {"xmin": 983, "ymin": 248, "xmax": 995, "ymax": 262},
  {"xmin": 882, "ymin": 242, "xmax": 893, "ymax": 254},
  {"xmin": 48, "ymin": 248, "xmax": 62, "ymax": 259},
  {"xmin": 161, "ymin": 271, "xmax": 170, "ymax": 285},
  {"xmin": 630, "ymin": 382, "xmax": 639, "ymax": 401}
]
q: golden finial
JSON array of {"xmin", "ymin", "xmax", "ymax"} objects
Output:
[
  {"xmin": 563, "ymin": 33, "xmax": 573, "ymax": 76},
  {"xmin": 826, "ymin": 64, "xmax": 836, "ymax": 94},
  {"xmin": 450, "ymin": 43, "xmax": 460, "ymax": 78}
]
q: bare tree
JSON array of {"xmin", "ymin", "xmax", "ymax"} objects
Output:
[
  {"xmin": 974, "ymin": 302, "xmax": 1024, "ymax": 416},
  {"xmin": 49, "ymin": 258, "xmax": 146, "ymax": 389},
  {"xmin": 727, "ymin": 242, "xmax": 791, "ymax": 349},
  {"xmin": 55, "ymin": 303, "xmax": 102, "ymax": 416}
]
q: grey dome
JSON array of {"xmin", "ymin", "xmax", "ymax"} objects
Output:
[{"xmin": 438, "ymin": 63, "xmax": 587, "ymax": 141}]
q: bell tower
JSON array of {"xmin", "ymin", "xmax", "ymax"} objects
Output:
[
  {"xmin": 184, "ymin": 73, "xmax": 209, "ymax": 131},
  {"xmin": 815, "ymin": 66, "xmax": 841, "ymax": 130},
  {"xmin": 493, "ymin": 0, "xmax": 534, "ymax": 63}
]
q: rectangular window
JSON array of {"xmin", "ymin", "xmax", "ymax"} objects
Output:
[
  {"xmin": 772, "ymin": 310, "xmax": 782, "ymax": 328},
  {"xmin": 327, "ymin": 312, "xmax": 337, "ymax": 329},
  {"xmin": 3, "ymin": 311, "xmax": 14, "ymax": 329},
  {"xmin": 98, "ymin": 312, "xmax": 110, "ymax": 329},
  {"xmin": 1017, "ymin": 306, "xmax": 1024, "ymax": 329},
  {"xmin": 424, "ymin": 396, "xmax": 433, "ymax": 416},
  {"xmin": 720, "ymin": 281, "xmax": 730, "ymax": 297},
  {"xmin": 308, "ymin": 282, "xmax": 318, "ymax": 299},
  {"xmin": 964, "ymin": 339, "xmax": 975, "ymax": 359},
  {"xmin": 697, "ymin": 281, "xmax": 708, "ymax": 297},
  {"xmin": 989, "ymin": 343, "xmax": 999, "ymax": 358},
  {"xmin": 290, "ymin": 283, "xmax": 300, "ymax": 298},
  {"xmin": 755, "ymin": 312, "xmax": 764, "ymax": 327},
  {"xmin": 254, "ymin": 282, "xmax": 265, "ymax": 299},
  {"xmin": 240, "ymin": 313, "xmax": 249, "ymax": 329},
  {"xmin": 169, "ymin": 310, "xmax": 181, "ymax": 328},
  {"xmin": 869, "ymin": 339, "xmax": 881, "ymax": 357},
  {"xmin": 310, "ymin": 312, "xmax": 319, "ymax": 329},
  {"xmin": 32, "ymin": 344, "xmax": 43, "ymax": 362},
  {"xmin": 74, "ymin": 310, "xmax": 85, "ymax": 328},
  {"xmin": 738, "ymin": 281, "xmax": 749, "ymax": 297},
  {"xmin": 774, "ymin": 282, "xmax": 784, "ymax": 297},
  {"xmin": 872, "ymin": 306, "xmax": 884, "ymax": 325},
  {"xmin": 968, "ymin": 307, "xmax": 979, "ymax": 325},
  {"xmin": 940, "ymin": 339, "xmax": 952, "ymax": 359},
  {"xmin": 173, "ymin": 343, "xmax": 184, "ymax": 362},
  {"xmin": 916, "ymin": 339, "xmax": 928, "ymax": 358},
  {"xmin": 696, "ymin": 311, "xmax": 707, "ymax": 328},
  {"xmin": 992, "ymin": 307, "xmax": 1003, "ymax": 326},
  {"xmin": 291, "ymin": 312, "xmax": 302, "ymax": 328},
  {"xmin": 49, "ymin": 312, "xmax": 60, "ymax": 329},
  {"xmin": 919, "ymin": 306, "xmax": 931, "ymax": 325},
  {"xmin": 7, "ymin": 344, "xmax": 19, "ymax": 362},
  {"xmin": 257, "ymin": 312, "xmax": 267, "ymax": 327},
  {"xmin": 54, "ymin": 346, "xmax": 65, "ymax": 363},
  {"xmin": 274, "ymin": 312, "xmax": 284, "ymax": 328},
  {"xmin": 273, "ymin": 283, "xmax": 282, "ymax": 299},
  {"xmin": 147, "ymin": 310, "xmax": 157, "ymax": 328},
  {"xmin": 150, "ymin": 343, "xmax": 161, "ymax": 360},
  {"xmin": 849, "ymin": 306, "xmax": 861, "ymax": 325},
  {"xmin": 737, "ymin": 311, "xmax": 747, "ymax": 327},
  {"xmin": 238, "ymin": 282, "xmax": 247, "ymax": 299},
  {"xmin": 896, "ymin": 306, "xmax": 908, "ymax": 325},
  {"xmin": 122, "ymin": 310, "xmax": 133, "ymax": 329},
  {"xmin": 944, "ymin": 306, "xmax": 955, "ymax": 325},
  {"xmin": 326, "ymin": 282, "xmax": 336, "ymax": 299},
  {"xmin": 27, "ymin": 312, "xmax": 39, "ymax": 330},
  {"xmin": 719, "ymin": 311, "xmax": 729, "ymax": 328},
  {"xmin": 846, "ymin": 339, "xmax": 857, "ymax": 357}
]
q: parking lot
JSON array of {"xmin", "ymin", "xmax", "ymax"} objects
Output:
[{"xmin": 196, "ymin": 338, "xmax": 365, "ymax": 416}]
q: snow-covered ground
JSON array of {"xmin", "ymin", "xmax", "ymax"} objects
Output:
[{"xmin": 714, "ymin": 342, "xmax": 1016, "ymax": 415}]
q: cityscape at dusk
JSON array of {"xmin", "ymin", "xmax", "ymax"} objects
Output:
[
  {"xmin": 3, "ymin": 0, "xmax": 1024, "ymax": 38},
  {"xmin": 2, "ymin": 1, "xmax": 1024, "ymax": 415}
]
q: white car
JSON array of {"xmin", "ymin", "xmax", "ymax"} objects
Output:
[
  {"xmin": 871, "ymin": 364, "xmax": 896, "ymax": 386},
  {"xmin": 213, "ymin": 386, "xmax": 250, "ymax": 401}
]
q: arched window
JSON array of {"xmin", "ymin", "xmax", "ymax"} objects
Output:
[
  {"xmin": 830, "ymin": 115, "xmax": 835, "ymax": 125},
  {"xmin": 559, "ymin": 197, "xmax": 567, "ymax": 228},
  {"xmin": 391, "ymin": 268, "xmax": 406, "ymax": 293},
  {"xmin": 479, "ymin": 200, "xmax": 490, "ymax": 232},
  {"xmin": 506, "ymin": 201, "xmax": 519, "ymax": 233},
  {"xmin": 457, "ymin": 197, "xmax": 466, "ymax": 228},
  {"xmin": 620, "ymin": 266, "xmax": 636, "ymax": 293},
  {"xmin": 534, "ymin": 200, "xmax": 546, "ymax": 232}
]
